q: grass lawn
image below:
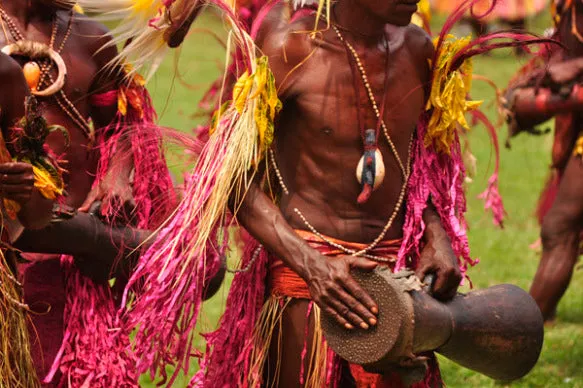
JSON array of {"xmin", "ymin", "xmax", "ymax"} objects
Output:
[{"xmin": 140, "ymin": 9, "xmax": 582, "ymax": 387}]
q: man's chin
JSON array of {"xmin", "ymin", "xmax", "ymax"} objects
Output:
[{"xmin": 387, "ymin": 16, "xmax": 413, "ymax": 27}]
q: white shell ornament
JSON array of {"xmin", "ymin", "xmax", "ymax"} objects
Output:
[{"xmin": 356, "ymin": 148, "xmax": 385, "ymax": 190}]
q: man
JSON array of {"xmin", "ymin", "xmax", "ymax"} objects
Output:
[
  {"xmin": 505, "ymin": 0, "xmax": 583, "ymax": 322},
  {"xmin": 233, "ymin": 1, "xmax": 461, "ymax": 385},
  {"xmin": 0, "ymin": 1, "xmax": 175, "ymax": 385}
]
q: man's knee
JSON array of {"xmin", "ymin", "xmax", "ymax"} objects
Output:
[{"xmin": 540, "ymin": 210, "xmax": 579, "ymax": 250}]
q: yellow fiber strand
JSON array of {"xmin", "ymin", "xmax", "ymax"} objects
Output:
[
  {"xmin": 247, "ymin": 296, "xmax": 289, "ymax": 387},
  {"xmin": 0, "ymin": 249, "xmax": 40, "ymax": 388},
  {"xmin": 193, "ymin": 26, "xmax": 280, "ymax": 250},
  {"xmin": 247, "ymin": 298, "xmax": 331, "ymax": 387},
  {"xmin": 426, "ymin": 35, "xmax": 482, "ymax": 154},
  {"xmin": 304, "ymin": 305, "xmax": 329, "ymax": 387}
]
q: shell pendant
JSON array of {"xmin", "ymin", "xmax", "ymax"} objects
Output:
[{"xmin": 356, "ymin": 148, "xmax": 385, "ymax": 189}]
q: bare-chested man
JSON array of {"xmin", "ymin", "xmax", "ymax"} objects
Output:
[
  {"xmin": 505, "ymin": 0, "xmax": 583, "ymax": 322},
  {"xmin": 0, "ymin": 0, "xmax": 139, "ymax": 381},
  {"xmin": 226, "ymin": 0, "xmax": 462, "ymax": 385}
]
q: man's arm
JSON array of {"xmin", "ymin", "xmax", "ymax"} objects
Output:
[
  {"xmin": 416, "ymin": 204, "xmax": 463, "ymax": 300},
  {"xmin": 230, "ymin": 18, "xmax": 380, "ymax": 331},
  {"xmin": 407, "ymin": 27, "xmax": 462, "ymax": 300},
  {"xmin": 234, "ymin": 175, "xmax": 379, "ymax": 330}
]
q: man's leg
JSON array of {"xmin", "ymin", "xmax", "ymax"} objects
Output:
[{"xmin": 530, "ymin": 153, "xmax": 583, "ymax": 321}]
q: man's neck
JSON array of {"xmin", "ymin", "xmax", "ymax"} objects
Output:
[
  {"xmin": 1, "ymin": 0, "xmax": 56, "ymax": 25},
  {"xmin": 332, "ymin": 0, "xmax": 386, "ymax": 47}
]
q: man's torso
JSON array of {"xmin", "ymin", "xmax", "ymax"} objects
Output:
[{"xmin": 271, "ymin": 18, "xmax": 431, "ymax": 243}]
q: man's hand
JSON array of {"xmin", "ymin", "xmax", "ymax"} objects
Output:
[
  {"xmin": 305, "ymin": 254, "xmax": 379, "ymax": 330},
  {"xmin": 545, "ymin": 58, "xmax": 583, "ymax": 88},
  {"xmin": 165, "ymin": 3, "xmax": 202, "ymax": 48},
  {"xmin": 416, "ymin": 236, "xmax": 462, "ymax": 301},
  {"xmin": 79, "ymin": 178, "xmax": 136, "ymax": 223},
  {"xmin": 0, "ymin": 162, "xmax": 34, "ymax": 205}
]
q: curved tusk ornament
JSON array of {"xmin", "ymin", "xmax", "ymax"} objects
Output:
[{"xmin": 2, "ymin": 41, "xmax": 67, "ymax": 97}]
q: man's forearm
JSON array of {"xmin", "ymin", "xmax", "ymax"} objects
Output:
[
  {"xmin": 234, "ymin": 182, "xmax": 316, "ymax": 279},
  {"xmin": 422, "ymin": 204, "xmax": 450, "ymax": 244},
  {"xmin": 507, "ymin": 86, "xmax": 583, "ymax": 130},
  {"xmin": 14, "ymin": 212, "xmax": 149, "ymax": 264}
]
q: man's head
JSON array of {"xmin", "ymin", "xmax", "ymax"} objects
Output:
[{"xmin": 348, "ymin": 0, "xmax": 420, "ymax": 27}]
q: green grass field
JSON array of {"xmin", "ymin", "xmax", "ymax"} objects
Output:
[{"xmin": 140, "ymin": 9, "xmax": 582, "ymax": 387}]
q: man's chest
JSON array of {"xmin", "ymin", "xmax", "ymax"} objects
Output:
[{"xmin": 291, "ymin": 54, "xmax": 426, "ymax": 145}]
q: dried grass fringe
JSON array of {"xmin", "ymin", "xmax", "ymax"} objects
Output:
[
  {"xmin": 0, "ymin": 250, "xmax": 39, "ymax": 388},
  {"xmin": 247, "ymin": 296, "xmax": 331, "ymax": 388}
]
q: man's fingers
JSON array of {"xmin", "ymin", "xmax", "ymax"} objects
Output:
[
  {"xmin": 331, "ymin": 287, "xmax": 377, "ymax": 328},
  {"xmin": 342, "ymin": 276, "xmax": 378, "ymax": 316},
  {"xmin": 0, "ymin": 184, "xmax": 33, "ymax": 194},
  {"xmin": 0, "ymin": 163, "xmax": 32, "ymax": 174},
  {"xmin": 431, "ymin": 268, "xmax": 461, "ymax": 301},
  {"xmin": 322, "ymin": 306, "xmax": 354, "ymax": 330},
  {"xmin": 0, "ymin": 174, "xmax": 34, "ymax": 185},
  {"xmin": 414, "ymin": 262, "xmax": 430, "ymax": 281},
  {"xmin": 79, "ymin": 191, "xmax": 100, "ymax": 213}
]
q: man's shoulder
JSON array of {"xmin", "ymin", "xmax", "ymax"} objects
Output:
[
  {"xmin": 0, "ymin": 53, "xmax": 26, "ymax": 88},
  {"xmin": 69, "ymin": 13, "xmax": 115, "ymax": 54},
  {"xmin": 403, "ymin": 24, "xmax": 434, "ymax": 62},
  {"xmin": 259, "ymin": 8, "xmax": 316, "ymax": 67}
]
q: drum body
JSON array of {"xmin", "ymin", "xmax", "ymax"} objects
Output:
[{"xmin": 321, "ymin": 268, "xmax": 544, "ymax": 382}]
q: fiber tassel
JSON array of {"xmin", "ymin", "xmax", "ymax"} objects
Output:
[
  {"xmin": 189, "ymin": 234, "xmax": 268, "ymax": 387},
  {"xmin": 472, "ymin": 110, "xmax": 507, "ymax": 227},
  {"xmin": 0, "ymin": 249, "xmax": 40, "ymax": 388},
  {"xmin": 45, "ymin": 256, "xmax": 138, "ymax": 387},
  {"xmin": 76, "ymin": 0, "xmax": 203, "ymax": 79},
  {"xmin": 115, "ymin": 10, "xmax": 280, "ymax": 380}
]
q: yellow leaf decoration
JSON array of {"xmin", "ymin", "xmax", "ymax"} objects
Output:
[
  {"xmin": 218, "ymin": 56, "xmax": 281, "ymax": 161},
  {"xmin": 426, "ymin": 35, "xmax": 483, "ymax": 154}
]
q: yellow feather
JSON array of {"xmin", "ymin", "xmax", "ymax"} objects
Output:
[{"xmin": 426, "ymin": 35, "xmax": 482, "ymax": 154}]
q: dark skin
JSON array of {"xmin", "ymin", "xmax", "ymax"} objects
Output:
[
  {"xmin": 0, "ymin": 52, "xmax": 53, "ymax": 232},
  {"xmin": 224, "ymin": 0, "xmax": 462, "ymax": 383},
  {"xmin": 508, "ymin": 1, "xmax": 583, "ymax": 321}
]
